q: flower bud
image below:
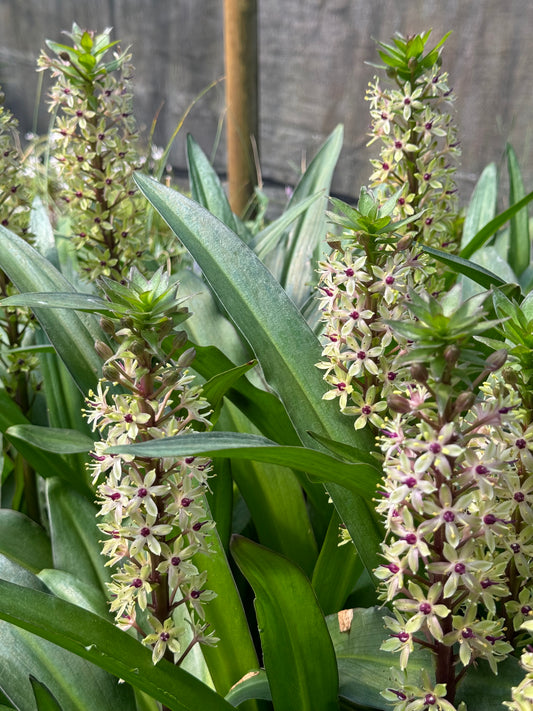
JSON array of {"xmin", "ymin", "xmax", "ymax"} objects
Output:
[
  {"xmin": 396, "ymin": 235, "xmax": 413, "ymax": 251},
  {"xmin": 485, "ymin": 348, "xmax": 507, "ymax": 372},
  {"xmin": 95, "ymin": 340, "xmax": 114, "ymax": 361},
  {"xmin": 177, "ymin": 347, "xmax": 196, "ymax": 369},
  {"xmin": 444, "ymin": 344, "xmax": 460, "ymax": 367},
  {"xmin": 410, "ymin": 363, "xmax": 428, "ymax": 383},
  {"xmin": 387, "ymin": 394, "xmax": 411, "ymax": 413},
  {"xmin": 452, "ymin": 391, "xmax": 476, "ymax": 416},
  {"xmin": 99, "ymin": 316, "xmax": 116, "ymax": 336}
]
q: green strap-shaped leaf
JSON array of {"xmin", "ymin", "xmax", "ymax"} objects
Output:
[
  {"xmin": 507, "ymin": 143, "xmax": 531, "ymax": 277},
  {"xmin": 0, "ymin": 579, "xmax": 234, "ymax": 711},
  {"xmin": 0, "ymin": 510, "xmax": 53, "ymax": 574},
  {"xmin": 422, "ymin": 245, "xmax": 515, "ymax": 291},
  {"xmin": 460, "ymin": 163, "xmax": 497, "ymax": 251},
  {"xmin": 107, "ymin": 431, "xmax": 380, "ymax": 499},
  {"xmin": 133, "ymin": 174, "xmax": 382, "ymax": 576},
  {"xmin": 6, "ymin": 425, "xmax": 94, "ymax": 454},
  {"xmin": 0, "ymin": 227, "xmax": 102, "ymax": 393},
  {"xmin": 279, "ymin": 125, "xmax": 343, "ymax": 309},
  {"xmin": 231, "ymin": 535, "xmax": 339, "ymax": 711},
  {"xmin": 187, "ymin": 134, "xmax": 239, "ymax": 235},
  {"xmin": 29, "ymin": 677, "xmax": 63, "ymax": 711},
  {"xmin": 459, "ymin": 188, "xmax": 533, "ymax": 260}
]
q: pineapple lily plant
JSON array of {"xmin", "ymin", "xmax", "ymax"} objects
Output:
[{"xmin": 0, "ymin": 25, "xmax": 532, "ymax": 711}]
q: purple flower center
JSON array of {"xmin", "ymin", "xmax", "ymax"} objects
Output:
[
  {"xmin": 131, "ymin": 578, "xmax": 143, "ymax": 588},
  {"xmin": 190, "ymin": 590, "xmax": 201, "ymax": 599},
  {"xmin": 483, "ymin": 514, "xmax": 496, "ymax": 525},
  {"xmin": 171, "ymin": 556, "xmax": 181, "ymax": 566},
  {"xmin": 160, "ymin": 631, "xmax": 170, "ymax": 641},
  {"xmin": 419, "ymin": 602, "xmax": 432, "ymax": 614},
  {"xmin": 404, "ymin": 533, "xmax": 417, "ymax": 545},
  {"xmin": 193, "ymin": 521, "xmax": 205, "ymax": 532},
  {"xmin": 356, "ymin": 350, "xmax": 366, "ymax": 360},
  {"xmin": 385, "ymin": 276, "xmax": 395, "ymax": 285},
  {"xmin": 403, "ymin": 97, "xmax": 411, "ymax": 106},
  {"xmin": 404, "ymin": 477, "xmax": 417, "ymax": 488},
  {"xmin": 385, "ymin": 563, "xmax": 400, "ymax": 574},
  {"xmin": 361, "ymin": 405, "xmax": 372, "ymax": 416},
  {"xmin": 110, "ymin": 492, "xmax": 121, "ymax": 501},
  {"xmin": 425, "ymin": 121, "xmax": 433, "ymax": 130},
  {"xmin": 137, "ymin": 487, "xmax": 148, "ymax": 498},
  {"xmin": 387, "ymin": 371, "xmax": 397, "ymax": 381},
  {"xmin": 140, "ymin": 526, "xmax": 151, "ymax": 537},
  {"xmin": 345, "ymin": 268, "xmax": 354, "ymax": 277},
  {"xmin": 181, "ymin": 497, "xmax": 193, "ymax": 507},
  {"xmin": 514, "ymin": 491, "xmax": 525, "ymax": 502},
  {"xmin": 481, "ymin": 578, "xmax": 494, "ymax": 589},
  {"xmin": 397, "ymin": 631, "xmax": 410, "ymax": 643},
  {"xmin": 516, "ymin": 438, "xmax": 527, "ymax": 449},
  {"xmin": 454, "ymin": 562, "xmax": 466, "ymax": 574},
  {"xmin": 429, "ymin": 442, "xmax": 442, "ymax": 454},
  {"xmin": 336, "ymin": 382, "xmax": 347, "ymax": 391},
  {"xmin": 350, "ymin": 310, "xmax": 360, "ymax": 319},
  {"xmin": 423, "ymin": 173, "xmax": 431, "ymax": 181},
  {"xmin": 443, "ymin": 510, "xmax": 455, "ymax": 522},
  {"xmin": 382, "ymin": 162, "xmax": 390, "ymax": 170},
  {"xmin": 394, "ymin": 140, "xmax": 403, "ymax": 149},
  {"xmin": 462, "ymin": 627, "xmax": 474, "ymax": 639},
  {"xmin": 521, "ymin": 605, "xmax": 532, "ymax": 615},
  {"xmin": 424, "ymin": 694, "xmax": 437, "ymax": 705},
  {"xmin": 124, "ymin": 414, "xmax": 134, "ymax": 423},
  {"xmin": 185, "ymin": 456, "xmax": 195, "ymax": 464},
  {"xmin": 511, "ymin": 543, "xmax": 521, "ymax": 553}
]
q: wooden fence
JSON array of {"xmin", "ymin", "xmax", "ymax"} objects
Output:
[{"xmin": 1, "ymin": 0, "xmax": 532, "ymax": 204}]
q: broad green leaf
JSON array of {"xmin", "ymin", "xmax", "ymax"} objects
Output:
[
  {"xmin": 6, "ymin": 425, "xmax": 93, "ymax": 454},
  {"xmin": 456, "ymin": 656, "xmax": 522, "ymax": 710},
  {"xmin": 107, "ymin": 431, "xmax": 380, "ymax": 499},
  {"xmin": 187, "ymin": 343, "xmax": 300, "ymax": 447},
  {"xmin": 460, "ymin": 189, "xmax": 533, "ymax": 261},
  {"xmin": 187, "ymin": 134, "xmax": 239, "ymax": 234},
  {"xmin": 30, "ymin": 196, "xmax": 59, "ymax": 269},
  {"xmin": 328, "ymin": 607, "xmax": 431, "ymax": 708},
  {"xmin": 133, "ymin": 174, "xmax": 381, "ymax": 576},
  {"xmin": 219, "ymin": 402, "xmax": 318, "ymax": 576},
  {"xmin": 191, "ymin": 510, "xmax": 260, "ymax": 703},
  {"xmin": 231, "ymin": 535, "xmax": 339, "ymax": 711},
  {"xmin": 29, "ymin": 677, "xmax": 63, "ymax": 711},
  {"xmin": 0, "ymin": 559, "xmax": 134, "ymax": 711},
  {"xmin": 507, "ymin": 143, "xmax": 531, "ymax": 277},
  {"xmin": 0, "ymin": 510, "xmax": 52, "ymax": 573},
  {"xmin": 225, "ymin": 670, "xmax": 271, "ymax": 706},
  {"xmin": 1, "ymin": 292, "xmax": 112, "ymax": 316},
  {"xmin": 311, "ymin": 511, "xmax": 363, "ymax": 616},
  {"xmin": 0, "ymin": 579, "xmax": 234, "ymax": 711},
  {"xmin": 0, "ymin": 389, "xmax": 90, "ymax": 497},
  {"xmin": 0, "ymin": 228, "xmax": 102, "ymax": 393},
  {"xmin": 250, "ymin": 193, "xmax": 322, "ymax": 260},
  {"xmin": 461, "ymin": 163, "xmax": 497, "ymax": 250},
  {"xmin": 202, "ymin": 361, "xmax": 258, "ymax": 426},
  {"xmin": 46, "ymin": 479, "xmax": 110, "ymax": 597},
  {"xmin": 37, "ymin": 569, "xmax": 110, "ymax": 618}
]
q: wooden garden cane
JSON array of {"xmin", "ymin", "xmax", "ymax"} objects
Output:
[{"xmin": 223, "ymin": 0, "xmax": 259, "ymax": 217}]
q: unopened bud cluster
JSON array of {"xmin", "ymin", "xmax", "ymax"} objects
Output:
[{"xmin": 84, "ymin": 268, "xmax": 218, "ymax": 664}]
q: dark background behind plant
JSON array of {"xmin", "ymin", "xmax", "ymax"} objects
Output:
[{"xmin": 0, "ymin": 0, "xmax": 531, "ymax": 205}]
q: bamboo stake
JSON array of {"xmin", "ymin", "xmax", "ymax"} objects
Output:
[{"xmin": 223, "ymin": 0, "xmax": 258, "ymax": 216}]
